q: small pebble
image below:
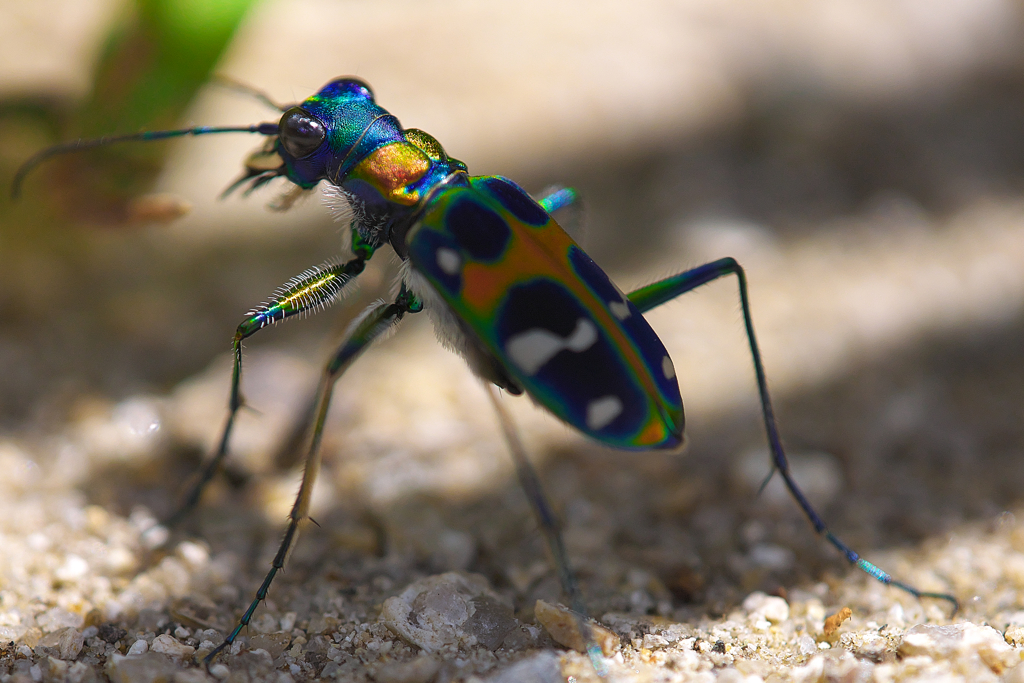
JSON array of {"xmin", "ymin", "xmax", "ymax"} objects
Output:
[
  {"xmin": 176, "ymin": 541, "xmax": 209, "ymax": 568},
  {"xmin": 280, "ymin": 612, "xmax": 297, "ymax": 632},
  {"xmin": 380, "ymin": 572, "xmax": 516, "ymax": 652},
  {"xmin": 251, "ymin": 613, "xmax": 278, "ymax": 634},
  {"xmin": 38, "ymin": 627, "xmax": 85, "ymax": 660},
  {"xmin": 250, "ymin": 632, "xmax": 292, "ymax": 658},
  {"xmin": 899, "ymin": 623, "xmax": 1015, "ymax": 672},
  {"xmin": 55, "ymin": 555, "xmax": 89, "ymax": 581},
  {"xmin": 850, "ymin": 632, "xmax": 888, "ymax": 660},
  {"xmin": 823, "ymin": 607, "xmax": 852, "ymax": 636},
  {"xmin": 742, "ymin": 592, "xmax": 790, "ymax": 624},
  {"xmin": 374, "ymin": 655, "xmax": 442, "ymax": 683},
  {"xmin": 57, "ymin": 627, "xmax": 85, "ymax": 660},
  {"xmin": 533, "ymin": 599, "xmax": 619, "ymax": 655},
  {"xmin": 483, "ymin": 651, "xmax": 561, "ymax": 683},
  {"xmin": 107, "ymin": 651, "xmax": 179, "ymax": 683},
  {"xmin": 643, "ymin": 633, "xmax": 670, "ymax": 650},
  {"xmin": 151, "ymin": 633, "xmax": 195, "ymax": 659},
  {"xmin": 35, "ymin": 607, "xmax": 83, "ymax": 632},
  {"xmin": 790, "ymin": 634, "xmax": 815, "ymax": 655},
  {"xmin": 1005, "ymin": 625, "xmax": 1024, "ymax": 646}
]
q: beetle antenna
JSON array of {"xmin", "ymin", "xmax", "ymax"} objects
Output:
[
  {"xmin": 11, "ymin": 122, "xmax": 280, "ymax": 200},
  {"xmin": 211, "ymin": 75, "xmax": 289, "ymax": 112}
]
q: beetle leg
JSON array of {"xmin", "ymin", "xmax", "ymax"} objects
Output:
[
  {"xmin": 536, "ymin": 186, "xmax": 584, "ymax": 241},
  {"xmin": 160, "ymin": 254, "xmax": 372, "ymax": 532},
  {"xmin": 205, "ymin": 290, "xmax": 420, "ymax": 664},
  {"xmin": 485, "ymin": 385, "xmax": 609, "ymax": 677},
  {"xmin": 628, "ymin": 257, "xmax": 959, "ymax": 611},
  {"xmin": 536, "ymin": 186, "xmax": 578, "ymax": 214}
]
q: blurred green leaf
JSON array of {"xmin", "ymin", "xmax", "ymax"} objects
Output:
[{"xmin": 45, "ymin": 0, "xmax": 259, "ymax": 222}]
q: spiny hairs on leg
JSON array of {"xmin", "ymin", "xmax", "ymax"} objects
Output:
[{"xmin": 159, "ymin": 249, "xmax": 375, "ymax": 537}]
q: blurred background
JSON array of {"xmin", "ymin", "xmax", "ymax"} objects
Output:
[{"xmin": 3, "ymin": 0, "xmax": 1024, "ymax": 673}]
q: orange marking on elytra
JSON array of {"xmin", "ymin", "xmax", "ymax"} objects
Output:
[
  {"xmin": 431, "ymin": 194, "xmax": 678, "ymax": 445},
  {"xmin": 636, "ymin": 415, "xmax": 669, "ymax": 447}
]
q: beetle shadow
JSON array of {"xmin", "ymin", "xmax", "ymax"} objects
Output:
[{"xmin": 558, "ymin": 66, "xmax": 1024, "ymax": 273}]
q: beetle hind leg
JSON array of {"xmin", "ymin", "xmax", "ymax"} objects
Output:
[
  {"xmin": 628, "ymin": 257, "xmax": 959, "ymax": 612},
  {"xmin": 485, "ymin": 385, "xmax": 610, "ymax": 677}
]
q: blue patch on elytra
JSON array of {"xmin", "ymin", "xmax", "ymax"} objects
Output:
[
  {"xmin": 445, "ymin": 198, "xmax": 511, "ymax": 261},
  {"xmin": 496, "ymin": 278, "xmax": 646, "ymax": 440},
  {"xmin": 476, "ymin": 177, "xmax": 550, "ymax": 227},
  {"xmin": 569, "ymin": 247, "xmax": 682, "ymax": 408}
]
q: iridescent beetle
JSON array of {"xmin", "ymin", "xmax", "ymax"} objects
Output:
[{"xmin": 14, "ymin": 77, "xmax": 957, "ymax": 670}]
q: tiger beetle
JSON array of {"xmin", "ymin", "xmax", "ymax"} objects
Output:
[{"xmin": 14, "ymin": 77, "xmax": 958, "ymax": 674}]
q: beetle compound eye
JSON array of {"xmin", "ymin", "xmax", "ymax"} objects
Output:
[{"xmin": 279, "ymin": 107, "xmax": 325, "ymax": 158}]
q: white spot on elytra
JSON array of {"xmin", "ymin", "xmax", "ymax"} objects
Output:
[
  {"xmin": 436, "ymin": 247, "xmax": 461, "ymax": 275},
  {"xmin": 662, "ymin": 355, "xmax": 675, "ymax": 380},
  {"xmin": 586, "ymin": 396, "xmax": 623, "ymax": 430},
  {"xmin": 506, "ymin": 318, "xmax": 597, "ymax": 375}
]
